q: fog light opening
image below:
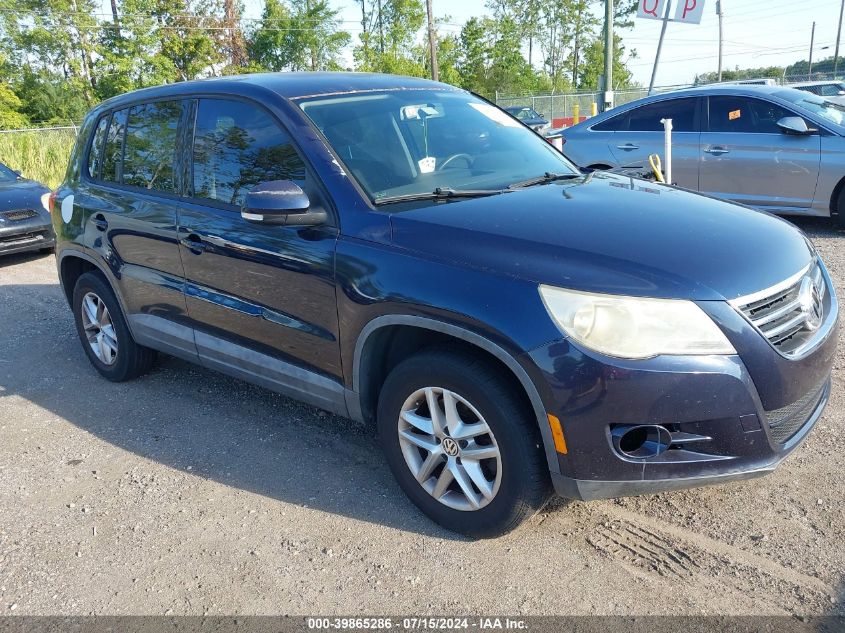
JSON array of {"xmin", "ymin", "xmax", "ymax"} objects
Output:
[{"xmin": 613, "ymin": 424, "xmax": 672, "ymax": 460}]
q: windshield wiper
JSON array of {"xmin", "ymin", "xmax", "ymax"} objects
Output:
[
  {"xmin": 508, "ymin": 171, "xmax": 582, "ymax": 189},
  {"xmin": 374, "ymin": 187, "xmax": 507, "ymax": 205}
]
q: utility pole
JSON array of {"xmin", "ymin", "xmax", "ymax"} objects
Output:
[
  {"xmin": 224, "ymin": 0, "xmax": 246, "ymax": 67},
  {"xmin": 426, "ymin": 0, "xmax": 439, "ymax": 81},
  {"xmin": 835, "ymin": 0, "xmax": 844, "ymax": 76},
  {"xmin": 648, "ymin": 0, "xmax": 672, "ymax": 95},
  {"xmin": 377, "ymin": 0, "xmax": 384, "ymax": 54},
  {"xmin": 360, "ymin": 0, "xmax": 368, "ymax": 61},
  {"xmin": 809, "ymin": 21, "xmax": 816, "ymax": 79},
  {"xmin": 717, "ymin": 1, "xmax": 724, "ymax": 82},
  {"xmin": 603, "ymin": 0, "xmax": 614, "ymax": 111}
]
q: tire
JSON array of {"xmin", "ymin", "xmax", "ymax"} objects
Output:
[
  {"xmin": 377, "ymin": 349, "xmax": 552, "ymax": 538},
  {"xmin": 72, "ymin": 271, "xmax": 156, "ymax": 382},
  {"xmin": 835, "ymin": 188, "xmax": 845, "ymax": 229}
]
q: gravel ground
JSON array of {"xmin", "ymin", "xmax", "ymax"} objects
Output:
[{"xmin": 0, "ymin": 218, "xmax": 843, "ymax": 617}]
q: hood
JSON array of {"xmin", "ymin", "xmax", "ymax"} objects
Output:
[
  {"xmin": 389, "ymin": 172, "xmax": 813, "ymax": 301},
  {"xmin": 0, "ymin": 178, "xmax": 50, "ymax": 213}
]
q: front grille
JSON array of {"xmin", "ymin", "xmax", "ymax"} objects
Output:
[
  {"xmin": 732, "ymin": 263, "xmax": 827, "ymax": 357},
  {"xmin": 0, "ymin": 230, "xmax": 47, "ymax": 247},
  {"xmin": 1, "ymin": 209, "xmax": 39, "ymax": 222},
  {"xmin": 765, "ymin": 379, "xmax": 828, "ymax": 444}
]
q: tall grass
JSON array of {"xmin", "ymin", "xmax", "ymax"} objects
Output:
[{"xmin": 0, "ymin": 128, "xmax": 77, "ymax": 190}]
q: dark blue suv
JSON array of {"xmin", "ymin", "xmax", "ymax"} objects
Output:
[{"xmin": 52, "ymin": 73, "xmax": 838, "ymax": 537}]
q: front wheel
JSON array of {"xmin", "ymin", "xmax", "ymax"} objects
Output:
[{"xmin": 377, "ymin": 349, "xmax": 552, "ymax": 538}]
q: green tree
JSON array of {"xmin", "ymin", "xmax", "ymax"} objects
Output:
[
  {"xmin": 355, "ymin": 0, "xmax": 426, "ymax": 76},
  {"xmin": 250, "ymin": 0, "xmax": 350, "ymax": 72},
  {"xmin": 579, "ymin": 33, "xmax": 633, "ymax": 90}
]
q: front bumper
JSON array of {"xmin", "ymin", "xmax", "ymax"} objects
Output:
[
  {"xmin": 0, "ymin": 217, "xmax": 55, "ymax": 256},
  {"xmin": 550, "ymin": 378, "xmax": 830, "ymax": 500},
  {"xmin": 524, "ymin": 286, "xmax": 837, "ymax": 501}
]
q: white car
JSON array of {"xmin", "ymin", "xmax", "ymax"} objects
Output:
[{"xmin": 789, "ymin": 81, "xmax": 845, "ymax": 105}]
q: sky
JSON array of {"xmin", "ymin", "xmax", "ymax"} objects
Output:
[{"xmin": 241, "ymin": 0, "xmax": 844, "ymax": 88}]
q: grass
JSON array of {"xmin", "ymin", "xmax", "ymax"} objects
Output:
[{"xmin": 0, "ymin": 128, "xmax": 78, "ymax": 190}]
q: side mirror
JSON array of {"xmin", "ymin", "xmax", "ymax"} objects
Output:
[
  {"xmin": 241, "ymin": 180, "xmax": 326, "ymax": 226},
  {"xmin": 777, "ymin": 116, "xmax": 811, "ymax": 135},
  {"xmin": 837, "ymin": 90, "xmax": 845, "ymax": 96}
]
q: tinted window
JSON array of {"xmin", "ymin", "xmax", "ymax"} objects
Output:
[
  {"xmin": 708, "ymin": 96, "xmax": 791, "ymax": 133},
  {"xmin": 592, "ymin": 112, "xmax": 628, "ymax": 131},
  {"xmin": 627, "ymin": 98, "xmax": 696, "ymax": 132},
  {"xmin": 87, "ymin": 115, "xmax": 110, "ymax": 179},
  {"xmin": 122, "ymin": 101, "xmax": 183, "ymax": 192},
  {"xmin": 192, "ymin": 99, "xmax": 306, "ymax": 207},
  {"xmin": 101, "ymin": 109, "xmax": 127, "ymax": 183},
  {"xmin": 818, "ymin": 84, "xmax": 844, "ymax": 97}
]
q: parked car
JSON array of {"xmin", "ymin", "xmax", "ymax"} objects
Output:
[
  {"xmin": 789, "ymin": 80, "xmax": 845, "ymax": 105},
  {"xmin": 502, "ymin": 106, "xmax": 549, "ymax": 133},
  {"xmin": 562, "ymin": 85, "xmax": 845, "ymax": 225},
  {"xmin": 52, "ymin": 74, "xmax": 837, "ymax": 537},
  {"xmin": 0, "ymin": 162, "xmax": 54, "ymax": 257}
]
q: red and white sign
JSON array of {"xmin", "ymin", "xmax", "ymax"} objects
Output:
[
  {"xmin": 637, "ymin": 0, "xmax": 667, "ymax": 21},
  {"xmin": 674, "ymin": 0, "xmax": 706, "ymax": 24}
]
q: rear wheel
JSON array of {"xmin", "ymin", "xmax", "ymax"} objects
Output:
[
  {"xmin": 377, "ymin": 349, "xmax": 552, "ymax": 538},
  {"xmin": 72, "ymin": 271, "xmax": 156, "ymax": 382}
]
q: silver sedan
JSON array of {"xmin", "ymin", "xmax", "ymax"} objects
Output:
[{"xmin": 561, "ymin": 85, "xmax": 845, "ymax": 225}]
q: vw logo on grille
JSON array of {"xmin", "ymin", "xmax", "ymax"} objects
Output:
[{"xmin": 798, "ymin": 276, "xmax": 823, "ymax": 331}]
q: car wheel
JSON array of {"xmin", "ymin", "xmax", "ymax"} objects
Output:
[
  {"xmin": 377, "ymin": 348, "xmax": 552, "ymax": 538},
  {"xmin": 72, "ymin": 271, "xmax": 156, "ymax": 382}
]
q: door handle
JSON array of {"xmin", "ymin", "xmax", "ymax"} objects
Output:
[
  {"xmin": 91, "ymin": 214, "xmax": 108, "ymax": 232},
  {"xmin": 180, "ymin": 235, "xmax": 207, "ymax": 254},
  {"xmin": 705, "ymin": 147, "xmax": 730, "ymax": 156},
  {"xmin": 616, "ymin": 143, "xmax": 640, "ymax": 151}
]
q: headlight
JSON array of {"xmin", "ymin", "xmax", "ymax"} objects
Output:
[{"xmin": 539, "ymin": 285, "xmax": 736, "ymax": 360}]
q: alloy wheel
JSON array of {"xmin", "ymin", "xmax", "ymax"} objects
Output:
[
  {"xmin": 80, "ymin": 292, "xmax": 118, "ymax": 366},
  {"xmin": 397, "ymin": 387, "xmax": 502, "ymax": 511}
]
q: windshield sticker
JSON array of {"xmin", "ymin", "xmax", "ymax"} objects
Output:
[
  {"xmin": 729, "ymin": 109, "xmax": 741, "ymax": 121},
  {"xmin": 468, "ymin": 103, "xmax": 521, "ymax": 128},
  {"xmin": 418, "ymin": 157, "xmax": 436, "ymax": 174}
]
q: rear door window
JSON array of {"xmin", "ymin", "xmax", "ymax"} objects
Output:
[
  {"xmin": 191, "ymin": 98, "xmax": 307, "ymax": 208},
  {"xmin": 626, "ymin": 98, "xmax": 697, "ymax": 132},
  {"xmin": 592, "ymin": 112, "xmax": 628, "ymax": 131},
  {"xmin": 122, "ymin": 100, "xmax": 183, "ymax": 192}
]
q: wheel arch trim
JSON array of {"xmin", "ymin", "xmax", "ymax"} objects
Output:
[
  {"xmin": 57, "ymin": 248, "xmax": 137, "ymax": 338},
  {"xmin": 351, "ymin": 314, "xmax": 561, "ymax": 475}
]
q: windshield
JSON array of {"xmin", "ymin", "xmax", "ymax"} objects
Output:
[
  {"xmin": 0, "ymin": 163, "xmax": 18, "ymax": 182},
  {"xmin": 777, "ymin": 90, "xmax": 845, "ymax": 128},
  {"xmin": 298, "ymin": 90, "xmax": 578, "ymax": 203}
]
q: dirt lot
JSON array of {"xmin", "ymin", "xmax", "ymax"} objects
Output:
[{"xmin": 0, "ymin": 218, "xmax": 843, "ymax": 617}]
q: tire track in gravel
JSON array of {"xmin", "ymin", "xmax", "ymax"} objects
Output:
[{"xmin": 583, "ymin": 506, "xmax": 835, "ymax": 613}]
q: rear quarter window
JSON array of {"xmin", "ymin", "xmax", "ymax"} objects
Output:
[
  {"xmin": 87, "ymin": 115, "xmax": 110, "ymax": 180},
  {"xmin": 101, "ymin": 109, "xmax": 128, "ymax": 183}
]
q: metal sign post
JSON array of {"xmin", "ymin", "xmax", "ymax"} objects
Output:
[
  {"xmin": 639, "ymin": 0, "xmax": 706, "ymax": 94},
  {"xmin": 661, "ymin": 118, "xmax": 673, "ymax": 184}
]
